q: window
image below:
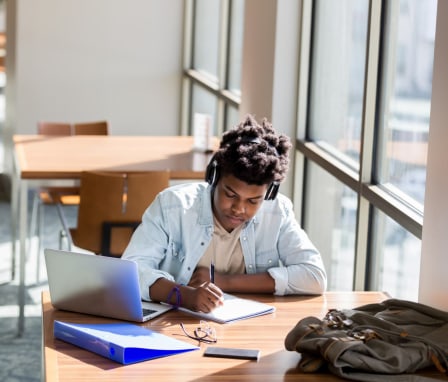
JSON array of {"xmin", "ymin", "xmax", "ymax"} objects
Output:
[
  {"xmin": 377, "ymin": 0, "xmax": 436, "ymax": 207},
  {"xmin": 308, "ymin": 0, "xmax": 369, "ymax": 166},
  {"xmin": 193, "ymin": 0, "xmax": 221, "ymax": 82},
  {"xmin": 182, "ymin": 0, "xmax": 245, "ymax": 135},
  {"xmin": 371, "ymin": 209, "xmax": 421, "ymax": 301},
  {"xmin": 297, "ymin": 0, "xmax": 437, "ymax": 300},
  {"xmin": 304, "ymin": 161, "xmax": 357, "ymax": 291}
]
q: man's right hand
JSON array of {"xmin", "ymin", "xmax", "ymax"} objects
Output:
[
  {"xmin": 183, "ymin": 281, "xmax": 224, "ymax": 313},
  {"xmin": 149, "ymin": 278, "xmax": 224, "ymax": 313}
]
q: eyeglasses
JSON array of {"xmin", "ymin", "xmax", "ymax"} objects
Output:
[{"xmin": 179, "ymin": 320, "xmax": 217, "ymax": 344}]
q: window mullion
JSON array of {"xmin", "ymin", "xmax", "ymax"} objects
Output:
[
  {"xmin": 180, "ymin": 0, "xmax": 195, "ymax": 135},
  {"xmin": 293, "ymin": 0, "xmax": 312, "ymax": 218},
  {"xmin": 215, "ymin": 0, "xmax": 230, "ymax": 134},
  {"xmin": 353, "ymin": 0, "xmax": 382, "ymax": 290}
]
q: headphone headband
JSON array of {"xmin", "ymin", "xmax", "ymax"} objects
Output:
[{"xmin": 205, "ymin": 145, "xmax": 280, "ymax": 201}]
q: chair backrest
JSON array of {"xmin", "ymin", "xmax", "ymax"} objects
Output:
[
  {"xmin": 70, "ymin": 170, "xmax": 170, "ymax": 256},
  {"xmin": 37, "ymin": 122, "xmax": 72, "ymax": 135},
  {"xmin": 73, "ymin": 120, "xmax": 109, "ymax": 135}
]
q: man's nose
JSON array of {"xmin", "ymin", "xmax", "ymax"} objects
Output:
[{"xmin": 231, "ymin": 200, "xmax": 245, "ymax": 214}]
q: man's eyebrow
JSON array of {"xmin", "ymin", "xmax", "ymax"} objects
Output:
[{"xmin": 224, "ymin": 184, "xmax": 265, "ymax": 200}]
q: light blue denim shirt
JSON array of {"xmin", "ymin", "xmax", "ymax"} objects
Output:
[{"xmin": 122, "ymin": 182, "xmax": 327, "ymax": 301}]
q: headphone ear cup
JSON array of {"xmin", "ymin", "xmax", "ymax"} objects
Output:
[
  {"xmin": 264, "ymin": 182, "xmax": 279, "ymax": 200},
  {"xmin": 205, "ymin": 158, "xmax": 219, "ymax": 187}
]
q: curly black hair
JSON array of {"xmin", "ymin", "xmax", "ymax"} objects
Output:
[{"xmin": 214, "ymin": 115, "xmax": 292, "ymax": 185}]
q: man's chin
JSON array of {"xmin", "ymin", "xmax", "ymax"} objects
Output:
[{"xmin": 223, "ymin": 217, "xmax": 244, "ymax": 231}]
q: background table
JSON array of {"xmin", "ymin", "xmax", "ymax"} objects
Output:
[
  {"xmin": 13, "ymin": 135, "xmax": 216, "ymax": 179},
  {"xmin": 11, "ymin": 135, "xmax": 216, "ymax": 335}
]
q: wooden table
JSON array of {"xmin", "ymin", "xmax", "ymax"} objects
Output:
[
  {"xmin": 11, "ymin": 135, "xmax": 216, "ymax": 336},
  {"xmin": 42, "ymin": 291, "xmax": 380, "ymax": 381},
  {"xmin": 13, "ymin": 135, "xmax": 217, "ymax": 179},
  {"xmin": 41, "ymin": 291, "xmax": 446, "ymax": 381}
]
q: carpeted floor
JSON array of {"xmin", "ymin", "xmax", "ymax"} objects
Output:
[
  {"xmin": 0, "ymin": 184, "xmax": 78, "ymax": 382},
  {"xmin": 0, "ymin": 296, "xmax": 42, "ymax": 382}
]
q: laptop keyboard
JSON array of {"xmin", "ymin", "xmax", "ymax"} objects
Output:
[{"xmin": 142, "ymin": 308, "xmax": 157, "ymax": 316}]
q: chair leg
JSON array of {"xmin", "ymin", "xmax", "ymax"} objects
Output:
[
  {"xmin": 59, "ymin": 229, "xmax": 67, "ymax": 250},
  {"xmin": 56, "ymin": 202, "xmax": 73, "ymax": 251}
]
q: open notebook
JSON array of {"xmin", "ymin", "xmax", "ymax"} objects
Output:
[{"xmin": 179, "ymin": 293, "xmax": 275, "ymax": 324}]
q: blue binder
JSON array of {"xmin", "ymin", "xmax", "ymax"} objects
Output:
[{"xmin": 54, "ymin": 320, "xmax": 199, "ymax": 364}]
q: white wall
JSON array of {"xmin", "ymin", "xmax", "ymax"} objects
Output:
[
  {"xmin": 4, "ymin": 0, "xmax": 183, "ymax": 140},
  {"xmin": 419, "ymin": 0, "xmax": 448, "ymax": 311}
]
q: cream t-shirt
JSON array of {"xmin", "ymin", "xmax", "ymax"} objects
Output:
[{"xmin": 197, "ymin": 216, "xmax": 246, "ymax": 274}]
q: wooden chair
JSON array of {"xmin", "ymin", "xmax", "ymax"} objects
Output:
[
  {"xmin": 59, "ymin": 171, "xmax": 170, "ymax": 257},
  {"xmin": 37, "ymin": 122, "xmax": 72, "ymax": 135},
  {"xmin": 31, "ymin": 121, "xmax": 108, "ymax": 280},
  {"xmin": 33, "ymin": 120, "xmax": 109, "ymax": 208},
  {"xmin": 54, "ymin": 120, "xmax": 109, "ymax": 205},
  {"xmin": 34, "ymin": 121, "xmax": 74, "ymax": 204},
  {"xmin": 29, "ymin": 122, "xmax": 72, "ymax": 281},
  {"xmin": 73, "ymin": 120, "xmax": 108, "ymax": 135}
]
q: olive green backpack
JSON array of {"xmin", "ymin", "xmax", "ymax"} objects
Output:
[{"xmin": 285, "ymin": 299, "xmax": 448, "ymax": 381}]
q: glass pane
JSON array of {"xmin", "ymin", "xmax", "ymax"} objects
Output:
[
  {"xmin": 191, "ymin": 84, "xmax": 218, "ymax": 135},
  {"xmin": 227, "ymin": 0, "xmax": 245, "ymax": 95},
  {"xmin": 225, "ymin": 105, "xmax": 240, "ymax": 131},
  {"xmin": 304, "ymin": 161, "xmax": 357, "ymax": 291},
  {"xmin": 308, "ymin": 0, "xmax": 369, "ymax": 166},
  {"xmin": 377, "ymin": 0, "xmax": 437, "ymax": 206},
  {"xmin": 371, "ymin": 209, "xmax": 421, "ymax": 301},
  {"xmin": 193, "ymin": 0, "xmax": 221, "ymax": 83}
]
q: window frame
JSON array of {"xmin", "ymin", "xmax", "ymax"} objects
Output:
[
  {"xmin": 181, "ymin": 0, "xmax": 242, "ymax": 136},
  {"xmin": 295, "ymin": 0, "xmax": 426, "ymax": 291}
]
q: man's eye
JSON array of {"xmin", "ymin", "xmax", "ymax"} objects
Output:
[
  {"xmin": 248, "ymin": 199, "xmax": 258, "ymax": 205},
  {"xmin": 225, "ymin": 192, "xmax": 235, "ymax": 198}
]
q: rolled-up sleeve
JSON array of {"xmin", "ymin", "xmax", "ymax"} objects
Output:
[
  {"xmin": 268, "ymin": 263, "xmax": 327, "ymax": 295},
  {"xmin": 260, "ymin": 195, "xmax": 327, "ymax": 296},
  {"xmin": 122, "ymin": 195, "xmax": 175, "ymax": 301}
]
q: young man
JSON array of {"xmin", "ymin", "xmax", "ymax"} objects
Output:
[{"xmin": 122, "ymin": 115, "xmax": 327, "ymax": 313}]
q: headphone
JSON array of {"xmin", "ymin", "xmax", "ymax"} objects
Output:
[{"xmin": 205, "ymin": 137, "xmax": 280, "ymax": 201}]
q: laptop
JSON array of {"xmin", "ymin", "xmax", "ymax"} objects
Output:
[{"xmin": 44, "ymin": 248, "xmax": 173, "ymax": 322}]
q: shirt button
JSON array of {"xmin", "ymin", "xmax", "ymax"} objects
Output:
[
  {"xmin": 242, "ymin": 236, "xmax": 247, "ymax": 241},
  {"xmin": 248, "ymin": 264, "xmax": 253, "ymax": 269}
]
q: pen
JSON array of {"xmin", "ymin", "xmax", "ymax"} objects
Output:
[
  {"xmin": 210, "ymin": 233, "xmax": 216, "ymax": 283},
  {"xmin": 210, "ymin": 262, "xmax": 215, "ymax": 283}
]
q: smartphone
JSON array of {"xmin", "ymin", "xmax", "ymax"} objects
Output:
[{"xmin": 203, "ymin": 346, "xmax": 260, "ymax": 361}]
